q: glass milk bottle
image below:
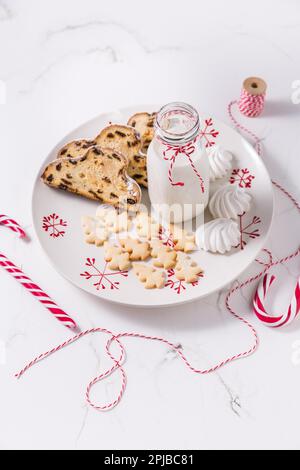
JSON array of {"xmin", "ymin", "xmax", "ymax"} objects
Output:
[{"xmin": 147, "ymin": 102, "xmax": 210, "ymax": 224}]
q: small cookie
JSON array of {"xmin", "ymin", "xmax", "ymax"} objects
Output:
[
  {"xmin": 170, "ymin": 225, "xmax": 196, "ymax": 252},
  {"xmin": 115, "ymin": 212, "xmax": 132, "ymax": 233},
  {"xmin": 153, "ymin": 250, "xmax": 177, "ymax": 269},
  {"xmin": 135, "ymin": 212, "xmax": 160, "ymax": 240},
  {"xmin": 88, "ymin": 226, "xmax": 110, "ymax": 247},
  {"xmin": 174, "ymin": 252, "xmax": 203, "ymax": 283},
  {"xmin": 81, "ymin": 216, "xmax": 110, "ymax": 247},
  {"xmin": 81, "ymin": 215, "xmax": 97, "ymax": 235},
  {"xmin": 120, "ymin": 237, "xmax": 150, "ymax": 261},
  {"xmin": 104, "ymin": 242, "xmax": 131, "ymax": 271},
  {"xmin": 132, "ymin": 263, "xmax": 165, "ymax": 289},
  {"xmin": 96, "ymin": 206, "xmax": 132, "ymax": 233},
  {"xmin": 149, "ymin": 239, "xmax": 167, "ymax": 258},
  {"xmin": 150, "ymin": 239, "xmax": 177, "ymax": 269}
]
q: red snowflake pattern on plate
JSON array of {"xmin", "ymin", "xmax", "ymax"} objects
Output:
[
  {"xmin": 80, "ymin": 258, "xmax": 128, "ymax": 290},
  {"xmin": 199, "ymin": 118, "xmax": 219, "ymax": 147},
  {"xmin": 236, "ymin": 212, "xmax": 261, "ymax": 250},
  {"xmin": 165, "ymin": 269, "xmax": 204, "ymax": 295},
  {"xmin": 229, "ymin": 168, "xmax": 255, "ymax": 189},
  {"xmin": 42, "ymin": 213, "xmax": 67, "ymax": 238},
  {"xmin": 159, "ymin": 226, "xmax": 175, "ymax": 248}
]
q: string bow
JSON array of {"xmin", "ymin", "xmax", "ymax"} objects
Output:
[{"xmin": 162, "ymin": 136, "xmax": 205, "ymax": 192}]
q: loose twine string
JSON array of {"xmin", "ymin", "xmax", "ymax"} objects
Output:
[{"xmin": 14, "ymin": 96, "xmax": 300, "ymax": 411}]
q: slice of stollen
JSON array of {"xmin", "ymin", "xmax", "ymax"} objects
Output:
[
  {"xmin": 127, "ymin": 112, "xmax": 156, "ymax": 154},
  {"xmin": 95, "ymin": 124, "xmax": 148, "ymax": 188},
  {"xmin": 57, "ymin": 139, "xmax": 96, "ymax": 159},
  {"xmin": 41, "ymin": 146, "xmax": 141, "ymax": 207}
]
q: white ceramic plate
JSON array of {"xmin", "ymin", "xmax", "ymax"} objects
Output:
[{"xmin": 32, "ymin": 105, "xmax": 274, "ymax": 307}]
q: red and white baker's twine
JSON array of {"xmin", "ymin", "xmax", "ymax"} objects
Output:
[
  {"xmin": 15, "ymin": 322, "xmax": 259, "ymax": 411},
  {"xmin": 0, "ymin": 216, "xmax": 77, "ymax": 330},
  {"xmin": 237, "ymin": 87, "xmax": 266, "ymax": 118},
  {"xmin": 162, "ymin": 136, "xmax": 205, "ymax": 192}
]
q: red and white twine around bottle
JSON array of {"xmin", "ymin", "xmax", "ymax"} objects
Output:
[
  {"xmin": 161, "ymin": 135, "xmax": 205, "ymax": 192},
  {"xmin": 0, "ymin": 216, "xmax": 77, "ymax": 330}
]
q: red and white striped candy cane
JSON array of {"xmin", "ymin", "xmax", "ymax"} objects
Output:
[
  {"xmin": 0, "ymin": 253, "xmax": 77, "ymax": 329},
  {"xmin": 0, "ymin": 214, "xmax": 26, "ymax": 238},
  {"xmin": 253, "ymin": 274, "xmax": 300, "ymax": 328},
  {"xmin": 0, "ymin": 215, "xmax": 77, "ymax": 330}
]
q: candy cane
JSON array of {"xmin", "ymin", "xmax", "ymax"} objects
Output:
[
  {"xmin": 0, "ymin": 214, "xmax": 26, "ymax": 238},
  {"xmin": 253, "ymin": 274, "xmax": 300, "ymax": 328},
  {"xmin": 0, "ymin": 215, "xmax": 78, "ymax": 330}
]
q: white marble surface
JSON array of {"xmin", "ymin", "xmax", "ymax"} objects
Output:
[{"xmin": 0, "ymin": 0, "xmax": 300, "ymax": 450}]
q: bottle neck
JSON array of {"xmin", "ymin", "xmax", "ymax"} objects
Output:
[{"xmin": 155, "ymin": 102, "xmax": 200, "ymax": 146}]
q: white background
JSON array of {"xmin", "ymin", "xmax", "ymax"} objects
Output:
[{"xmin": 0, "ymin": 0, "xmax": 300, "ymax": 450}]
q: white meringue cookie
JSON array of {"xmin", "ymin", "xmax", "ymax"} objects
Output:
[
  {"xmin": 209, "ymin": 185, "xmax": 252, "ymax": 220},
  {"xmin": 207, "ymin": 145, "xmax": 233, "ymax": 181},
  {"xmin": 196, "ymin": 218, "xmax": 240, "ymax": 254}
]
